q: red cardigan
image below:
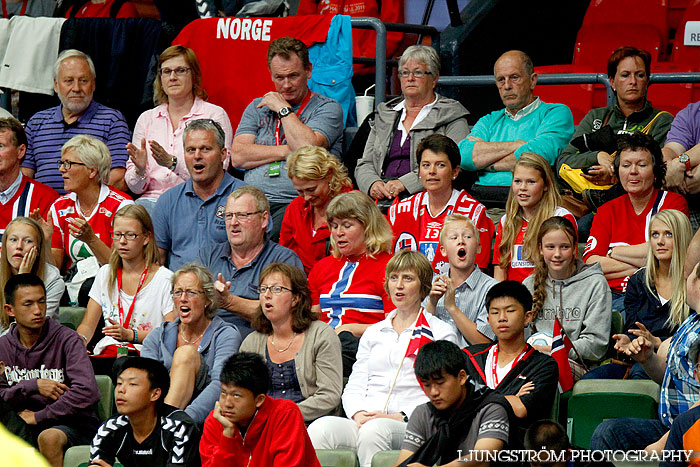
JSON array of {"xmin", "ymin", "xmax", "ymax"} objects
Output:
[{"xmin": 199, "ymin": 397, "xmax": 320, "ymax": 467}]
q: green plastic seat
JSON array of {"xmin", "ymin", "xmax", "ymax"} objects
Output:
[
  {"xmin": 58, "ymin": 306, "xmax": 87, "ymax": 330},
  {"xmin": 566, "ymin": 379, "xmax": 660, "ymax": 449},
  {"xmin": 64, "ymin": 445, "xmax": 90, "ymax": 467},
  {"xmin": 316, "ymin": 449, "xmax": 358, "ymax": 467},
  {"xmin": 95, "ymin": 375, "xmax": 114, "ymax": 422},
  {"xmin": 371, "ymin": 450, "xmax": 401, "ymax": 467},
  {"xmin": 64, "ymin": 445, "xmax": 124, "ymax": 467}
]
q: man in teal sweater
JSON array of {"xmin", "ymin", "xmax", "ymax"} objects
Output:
[{"xmin": 459, "ymin": 50, "xmax": 574, "ymax": 207}]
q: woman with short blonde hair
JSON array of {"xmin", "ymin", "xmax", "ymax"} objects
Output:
[{"xmin": 282, "ymin": 146, "xmax": 353, "ymax": 273}]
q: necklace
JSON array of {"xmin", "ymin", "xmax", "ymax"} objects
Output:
[
  {"xmin": 269, "ymin": 333, "xmax": 296, "ymax": 353},
  {"xmin": 180, "ymin": 327, "xmax": 206, "ymax": 345}
]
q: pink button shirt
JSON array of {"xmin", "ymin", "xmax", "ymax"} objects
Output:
[{"xmin": 125, "ymin": 97, "xmax": 233, "ymax": 200}]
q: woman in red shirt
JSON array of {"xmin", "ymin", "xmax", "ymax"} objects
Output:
[{"xmin": 281, "ymin": 145, "xmax": 352, "ymax": 274}]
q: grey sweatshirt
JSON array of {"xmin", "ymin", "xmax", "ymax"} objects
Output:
[{"xmin": 523, "ymin": 260, "xmax": 612, "ymax": 362}]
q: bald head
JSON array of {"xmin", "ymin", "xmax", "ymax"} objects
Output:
[
  {"xmin": 494, "ymin": 50, "xmax": 537, "ymax": 114},
  {"xmin": 494, "ymin": 50, "xmax": 533, "ymax": 76}
]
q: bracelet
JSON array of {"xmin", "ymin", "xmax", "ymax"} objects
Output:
[
  {"xmin": 79, "ymin": 334, "xmax": 88, "ymax": 344},
  {"xmin": 132, "ymin": 328, "xmax": 138, "ymax": 343},
  {"xmin": 607, "ymin": 247, "xmax": 614, "ymax": 258}
]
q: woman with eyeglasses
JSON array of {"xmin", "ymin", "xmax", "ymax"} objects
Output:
[
  {"xmin": 355, "ymin": 44, "xmax": 469, "ymax": 202},
  {"xmin": 76, "ymin": 205, "xmax": 174, "ymax": 372},
  {"xmin": 141, "ymin": 263, "xmax": 242, "ymax": 426},
  {"xmin": 240, "ymin": 263, "xmax": 342, "ymax": 424},
  {"xmin": 125, "ymin": 45, "xmax": 233, "ymax": 214},
  {"xmin": 49, "ymin": 135, "xmax": 133, "ymax": 275}
]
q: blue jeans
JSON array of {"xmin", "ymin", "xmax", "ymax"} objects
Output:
[
  {"xmin": 590, "ymin": 417, "xmax": 667, "ymax": 450},
  {"xmin": 581, "ymin": 362, "xmax": 650, "ymax": 380},
  {"xmin": 611, "ymin": 291, "xmax": 626, "ymax": 321}
]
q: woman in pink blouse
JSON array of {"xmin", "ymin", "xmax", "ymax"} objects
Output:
[{"xmin": 125, "ymin": 45, "xmax": 233, "ymax": 213}]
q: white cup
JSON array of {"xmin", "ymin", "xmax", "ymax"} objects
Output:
[{"xmin": 355, "ymin": 95, "xmax": 375, "ymax": 125}]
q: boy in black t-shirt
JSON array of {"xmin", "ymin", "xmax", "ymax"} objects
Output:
[
  {"xmin": 395, "ymin": 340, "xmax": 511, "ymax": 467},
  {"xmin": 463, "ymin": 281, "xmax": 558, "ymax": 442},
  {"xmin": 89, "ymin": 357, "xmax": 201, "ymax": 467}
]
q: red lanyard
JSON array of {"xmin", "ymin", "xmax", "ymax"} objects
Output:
[
  {"xmin": 1, "ymin": 0, "xmax": 27, "ymax": 17},
  {"xmin": 274, "ymin": 91, "xmax": 312, "ymax": 146},
  {"xmin": 491, "ymin": 343, "xmax": 527, "ymax": 388},
  {"xmin": 117, "ymin": 266, "xmax": 149, "ymax": 328}
]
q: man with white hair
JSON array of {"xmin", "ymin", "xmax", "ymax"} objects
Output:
[{"xmin": 21, "ymin": 49, "xmax": 130, "ymax": 194}]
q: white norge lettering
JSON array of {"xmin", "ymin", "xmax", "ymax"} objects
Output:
[{"xmin": 216, "ymin": 18, "xmax": 272, "ymax": 41}]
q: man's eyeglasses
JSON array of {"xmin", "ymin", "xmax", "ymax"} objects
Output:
[
  {"xmin": 57, "ymin": 160, "xmax": 87, "ymax": 170},
  {"xmin": 399, "ymin": 70, "xmax": 432, "ymax": 79},
  {"xmin": 160, "ymin": 67, "xmax": 191, "ymax": 77},
  {"xmin": 111, "ymin": 232, "xmax": 140, "ymax": 241},
  {"xmin": 224, "ymin": 211, "xmax": 263, "ymax": 222},
  {"xmin": 257, "ymin": 285, "xmax": 293, "ymax": 295}
]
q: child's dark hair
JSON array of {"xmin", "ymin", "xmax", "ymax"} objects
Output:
[
  {"xmin": 524, "ymin": 419, "xmax": 570, "ymax": 452},
  {"xmin": 484, "ymin": 280, "xmax": 533, "ymax": 312},
  {"xmin": 118, "ymin": 357, "xmax": 170, "ymax": 407},
  {"xmin": 220, "ymin": 352, "xmax": 270, "ymax": 396},
  {"xmin": 4, "ymin": 273, "xmax": 45, "ymax": 306},
  {"xmin": 415, "ymin": 340, "xmax": 468, "ymax": 381}
]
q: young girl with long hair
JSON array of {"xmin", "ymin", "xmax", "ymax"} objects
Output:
[
  {"xmin": 0, "ymin": 217, "xmax": 65, "ymax": 333},
  {"xmin": 524, "ymin": 216, "xmax": 611, "ymax": 377},
  {"xmin": 583, "ymin": 209, "xmax": 692, "ymax": 380},
  {"xmin": 493, "ymin": 153, "xmax": 576, "ymax": 282},
  {"xmin": 77, "ymin": 205, "xmax": 174, "ymax": 369},
  {"xmin": 623, "ymin": 209, "xmax": 692, "ymax": 346}
]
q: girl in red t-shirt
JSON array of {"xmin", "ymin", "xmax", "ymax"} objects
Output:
[{"xmin": 494, "ymin": 153, "xmax": 575, "ymax": 282}]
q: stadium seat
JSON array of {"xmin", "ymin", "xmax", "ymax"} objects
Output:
[
  {"xmin": 95, "ymin": 375, "xmax": 114, "ymax": 423},
  {"xmin": 672, "ymin": 0, "xmax": 700, "ymax": 63},
  {"xmin": 549, "ymin": 387, "xmax": 561, "ymax": 421},
  {"xmin": 574, "ymin": 23, "xmax": 663, "ymax": 107},
  {"xmin": 581, "ymin": 0, "xmax": 669, "ymax": 53},
  {"xmin": 566, "ymin": 379, "xmax": 660, "ymax": 449},
  {"xmin": 604, "ymin": 311, "xmax": 624, "ymax": 360},
  {"xmin": 574, "ymin": 24, "xmax": 663, "ymax": 72},
  {"xmin": 316, "ymin": 449, "xmax": 358, "ymax": 467},
  {"xmin": 669, "ymin": 0, "xmax": 692, "ymax": 32},
  {"xmin": 63, "ymin": 445, "xmax": 90, "ymax": 467},
  {"xmin": 648, "ymin": 62, "xmax": 695, "ymax": 116},
  {"xmin": 534, "ymin": 65, "xmax": 595, "ymax": 125},
  {"xmin": 58, "ymin": 306, "xmax": 87, "ymax": 331},
  {"xmin": 63, "ymin": 445, "xmax": 124, "ymax": 467},
  {"xmin": 371, "ymin": 450, "xmax": 401, "ymax": 467}
]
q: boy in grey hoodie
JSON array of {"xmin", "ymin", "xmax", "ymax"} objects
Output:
[{"xmin": 0, "ymin": 273, "xmax": 100, "ymax": 465}]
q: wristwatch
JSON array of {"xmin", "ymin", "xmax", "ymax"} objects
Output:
[
  {"xmin": 169, "ymin": 156, "xmax": 177, "ymax": 172},
  {"xmin": 679, "ymin": 153, "xmax": 692, "ymax": 172},
  {"xmin": 278, "ymin": 107, "xmax": 293, "ymax": 119}
]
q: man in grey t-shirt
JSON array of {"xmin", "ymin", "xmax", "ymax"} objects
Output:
[
  {"xmin": 395, "ymin": 341, "xmax": 510, "ymax": 466},
  {"xmin": 230, "ymin": 36, "xmax": 343, "ymax": 241}
]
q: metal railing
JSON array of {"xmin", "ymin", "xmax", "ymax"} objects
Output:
[
  {"xmin": 439, "ymin": 72, "xmax": 700, "ymax": 106},
  {"xmin": 349, "ymin": 18, "xmax": 439, "ymax": 107},
  {"xmin": 349, "ymin": 18, "xmax": 700, "ymax": 108}
]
